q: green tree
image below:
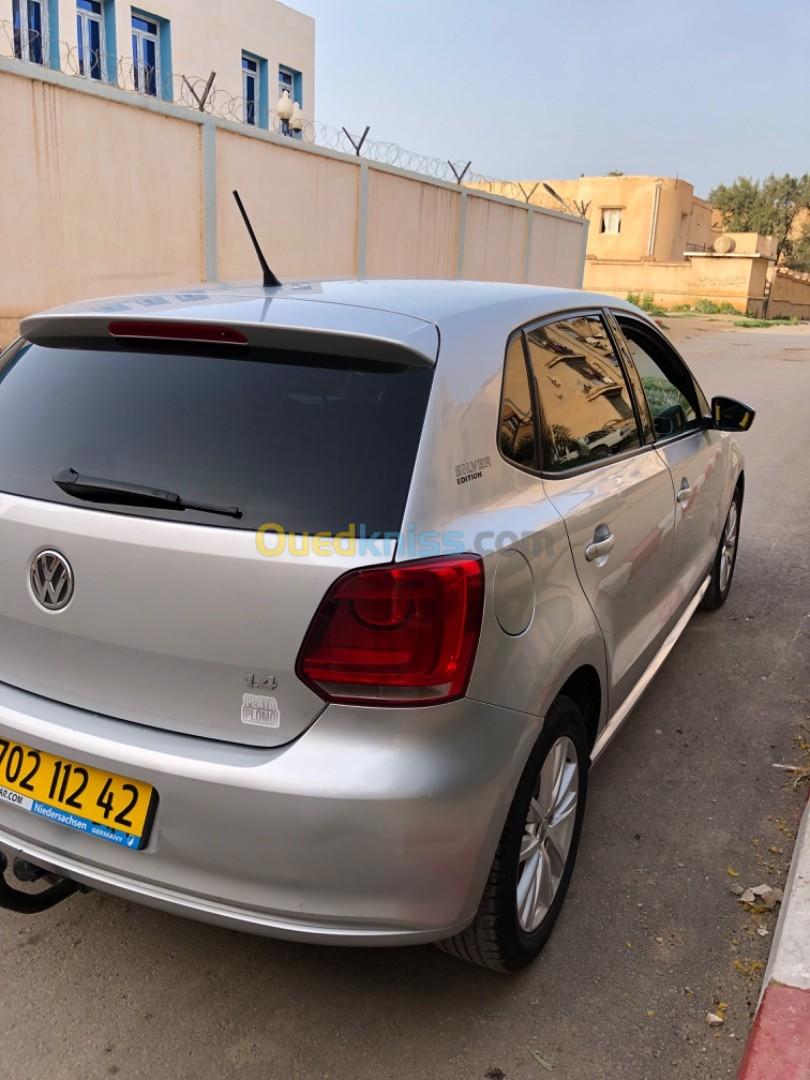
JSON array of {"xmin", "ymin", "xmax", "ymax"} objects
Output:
[
  {"xmin": 788, "ymin": 225, "xmax": 810, "ymax": 273},
  {"xmin": 709, "ymin": 174, "xmax": 810, "ymax": 265}
]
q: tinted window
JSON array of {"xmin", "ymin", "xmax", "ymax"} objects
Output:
[
  {"xmin": 526, "ymin": 314, "xmax": 641, "ymax": 472},
  {"xmin": 498, "ymin": 335, "xmax": 536, "ymax": 469},
  {"xmin": 0, "ymin": 342, "xmax": 432, "ymax": 534},
  {"xmin": 617, "ymin": 319, "xmax": 701, "ymax": 439}
]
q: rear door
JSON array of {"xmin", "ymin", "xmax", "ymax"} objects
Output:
[
  {"xmin": 610, "ymin": 313, "xmax": 726, "ymax": 597},
  {"xmin": 525, "ymin": 312, "xmax": 678, "ymax": 710},
  {"xmin": 0, "ymin": 335, "xmax": 433, "ymax": 747}
]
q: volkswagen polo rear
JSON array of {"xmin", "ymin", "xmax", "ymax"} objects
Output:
[{"xmin": 0, "ymin": 297, "xmax": 527, "ymax": 942}]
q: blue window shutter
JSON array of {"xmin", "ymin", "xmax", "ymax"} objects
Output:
[
  {"xmin": 103, "ymin": 0, "xmax": 117, "ymax": 83},
  {"xmin": 243, "ymin": 52, "xmax": 269, "ymax": 129},
  {"xmin": 158, "ymin": 16, "xmax": 172, "ymax": 100},
  {"xmin": 259, "ymin": 57, "xmax": 269, "ymax": 129},
  {"xmin": 47, "ymin": 0, "xmax": 60, "ymax": 69}
]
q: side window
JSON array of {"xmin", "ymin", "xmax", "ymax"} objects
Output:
[
  {"xmin": 600, "ymin": 207, "xmax": 622, "ymax": 235},
  {"xmin": 131, "ymin": 14, "xmax": 161, "ymax": 97},
  {"xmin": 242, "ymin": 54, "xmax": 259, "ymax": 125},
  {"xmin": 278, "ymin": 64, "xmax": 303, "ymax": 136},
  {"xmin": 616, "ymin": 319, "xmax": 701, "ymax": 439},
  {"xmin": 498, "ymin": 335, "xmax": 537, "ymax": 470},
  {"xmin": 526, "ymin": 314, "xmax": 640, "ymax": 473},
  {"xmin": 13, "ymin": 0, "xmax": 48, "ymax": 64}
]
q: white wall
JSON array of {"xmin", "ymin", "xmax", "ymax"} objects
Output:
[
  {"xmin": 0, "ymin": 63, "xmax": 204, "ymax": 343},
  {"xmin": 0, "ymin": 60, "xmax": 587, "ymax": 344},
  {"xmin": 217, "ymin": 129, "xmax": 359, "ymax": 280},
  {"xmin": 47, "ymin": 0, "xmax": 315, "ymax": 115},
  {"xmin": 366, "ymin": 171, "xmax": 461, "ymax": 279}
]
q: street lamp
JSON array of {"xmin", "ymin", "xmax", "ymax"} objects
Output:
[
  {"xmin": 276, "ymin": 88, "xmax": 294, "ymax": 135},
  {"xmin": 290, "ymin": 101, "xmax": 304, "ymax": 139}
]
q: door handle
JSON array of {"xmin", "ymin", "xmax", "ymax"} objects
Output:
[
  {"xmin": 585, "ymin": 525, "xmax": 615, "ymax": 562},
  {"xmin": 676, "ymin": 480, "xmax": 691, "ymax": 505}
]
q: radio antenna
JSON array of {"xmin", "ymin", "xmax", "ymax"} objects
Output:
[{"xmin": 232, "ymin": 190, "xmax": 282, "ymax": 288}]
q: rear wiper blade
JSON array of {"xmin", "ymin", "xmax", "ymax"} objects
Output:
[{"xmin": 53, "ymin": 468, "xmax": 241, "ymax": 519}]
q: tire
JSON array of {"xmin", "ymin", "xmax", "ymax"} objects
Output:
[
  {"xmin": 436, "ymin": 695, "xmax": 589, "ymax": 972},
  {"xmin": 700, "ymin": 487, "xmax": 742, "ymax": 611}
]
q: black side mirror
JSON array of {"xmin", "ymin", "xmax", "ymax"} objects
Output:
[
  {"xmin": 654, "ymin": 404, "xmax": 686, "ymax": 437},
  {"xmin": 711, "ymin": 396, "xmax": 755, "ymax": 432}
]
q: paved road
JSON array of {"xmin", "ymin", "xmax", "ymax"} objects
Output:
[{"xmin": 2, "ymin": 317, "xmax": 809, "ymax": 1080}]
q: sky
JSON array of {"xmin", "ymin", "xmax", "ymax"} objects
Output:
[{"xmin": 292, "ymin": 0, "xmax": 810, "ymax": 197}]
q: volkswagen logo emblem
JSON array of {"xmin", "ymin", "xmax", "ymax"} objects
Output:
[{"xmin": 29, "ymin": 550, "xmax": 74, "ymax": 612}]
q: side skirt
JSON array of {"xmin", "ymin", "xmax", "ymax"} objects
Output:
[{"xmin": 590, "ymin": 575, "xmax": 711, "ymax": 764}]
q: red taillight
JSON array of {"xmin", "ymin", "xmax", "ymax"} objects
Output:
[
  {"xmin": 297, "ymin": 555, "xmax": 484, "ymax": 706},
  {"xmin": 108, "ymin": 320, "xmax": 249, "ymax": 345}
]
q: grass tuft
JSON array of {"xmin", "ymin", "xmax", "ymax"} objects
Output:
[{"xmin": 734, "ymin": 317, "xmax": 799, "ymax": 328}]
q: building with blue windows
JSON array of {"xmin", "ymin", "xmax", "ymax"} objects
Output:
[{"xmin": 7, "ymin": 0, "xmax": 314, "ymax": 125}]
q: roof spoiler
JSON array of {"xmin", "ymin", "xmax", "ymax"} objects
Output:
[{"xmin": 19, "ymin": 313, "xmax": 438, "ymax": 369}]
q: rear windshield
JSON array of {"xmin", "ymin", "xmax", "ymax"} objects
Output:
[{"xmin": 0, "ymin": 341, "xmax": 433, "ymax": 534}]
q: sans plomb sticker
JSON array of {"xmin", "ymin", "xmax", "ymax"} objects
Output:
[{"xmin": 241, "ymin": 693, "xmax": 281, "ymax": 728}]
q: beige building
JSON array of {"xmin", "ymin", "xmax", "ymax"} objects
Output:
[
  {"xmin": 480, "ymin": 173, "xmax": 810, "ymax": 315},
  {"xmin": 3, "ymin": 0, "xmax": 314, "ymax": 123},
  {"xmin": 478, "ymin": 175, "xmax": 715, "ymax": 263},
  {"xmin": 543, "ymin": 175, "xmax": 715, "ymax": 263}
]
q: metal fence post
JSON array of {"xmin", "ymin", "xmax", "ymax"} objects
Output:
[
  {"xmin": 357, "ymin": 158, "xmax": 369, "ymax": 277},
  {"xmin": 202, "ymin": 118, "xmax": 218, "ymax": 282},
  {"xmin": 524, "ymin": 209, "xmax": 534, "ymax": 283},
  {"xmin": 456, "ymin": 191, "xmax": 468, "ymax": 279},
  {"xmin": 578, "ymin": 216, "xmax": 590, "ymax": 288}
]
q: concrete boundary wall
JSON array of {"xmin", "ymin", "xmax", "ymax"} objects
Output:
[
  {"xmin": 768, "ymin": 269, "xmax": 810, "ymax": 319},
  {"xmin": 581, "ymin": 255, "xmax": 773, "ymax": 315},
  {"xmin": 0, "ymin": 59, "xmax": 587, "ymax": 344}
]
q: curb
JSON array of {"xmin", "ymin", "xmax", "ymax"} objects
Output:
[{"xmin": 738, "ymin": 792, "xmax": 810, "ymax": 1079}]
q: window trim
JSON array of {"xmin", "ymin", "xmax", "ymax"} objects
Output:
[
  {"xmin": 131, "ymin": 8, "xmax": 172, "ymax": 101},
  {"xmin": 12, "ymin": 0, "xmax": 53, "ymax": 66},
  {"xmin": 609, "ymin": 311, "xmax": 710, "ymax": 448},
  {"xmin": 76, "ymin": 0, "xmax": 104, "ymax": 81},
  {"xmin": 278, "ymin": 63, "xmax": 301, "ymax": 104},
  {"xmin": 131, "ymin": 13, "xmax": 160, "ymax": 96},
  {"xmin": 496, "ymin": 308, "xmax": 668, "ymax": 481},
  {"xmin": 600, "ymin": 206, "xmax": 623, "ymax": 235},
  {"xmin": 602, "ymin": 309, "xmax": 654, "ymax": 445},
  {"xmin": 538, "ymin": 437, "xmax": 656, "ymax": 481},
  {"xmin": 524, "ymin": 309, "xmax": 647, "ymax": 479},
  {"xmin": 495, "ymin": 328, "xmax": 543, "ymax": 477},
  {"xmin": 242, "ymin": 53, "xmax": 258, "ymax": 124},
  {"xmin": 242, "ymin": 49, "xmax": 268, "ymax": 129}
]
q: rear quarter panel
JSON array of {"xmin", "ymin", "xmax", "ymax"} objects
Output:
[{"xmin": 398, "ymin": 311, "xmax": 607, "ymax": 726}]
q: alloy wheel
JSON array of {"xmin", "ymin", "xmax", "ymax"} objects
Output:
[
  {"xmin": 516, "ymin": 736, "xmax": 579, "ymax": 933},
  {"xmin": 719, "ymin": 499, "xmax": 739, "ymax": 593}
]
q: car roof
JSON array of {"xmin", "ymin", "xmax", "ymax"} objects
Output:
[
  {"xmin": 29, "ymin": 278, "xmax": 640, "ymax": 326},
  {"xmin": 21, "ymin": 279, "xmax": 645, "ymax": 368}
]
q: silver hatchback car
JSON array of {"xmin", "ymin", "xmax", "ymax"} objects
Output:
[{"xmin": 0, "ymin": 279, "xmax": 753, "ymax": 971}]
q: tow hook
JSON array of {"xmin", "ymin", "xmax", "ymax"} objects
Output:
[{"xmin": 0, "ymin": 851, "xmax": 86, "ymax": 913}]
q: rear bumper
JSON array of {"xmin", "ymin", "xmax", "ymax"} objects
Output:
[{"xmin": 0, "ymin": 684, "xmax": 539, "ymax": 944}]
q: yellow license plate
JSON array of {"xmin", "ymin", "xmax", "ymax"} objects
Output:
[{"xmin": 0, "ymin": 737, "xmax": 157, "ymax": 850}]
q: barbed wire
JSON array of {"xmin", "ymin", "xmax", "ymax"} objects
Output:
[{"xmin": 0, "ymin": 21, "xmax": 569, "ymax": 212}]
